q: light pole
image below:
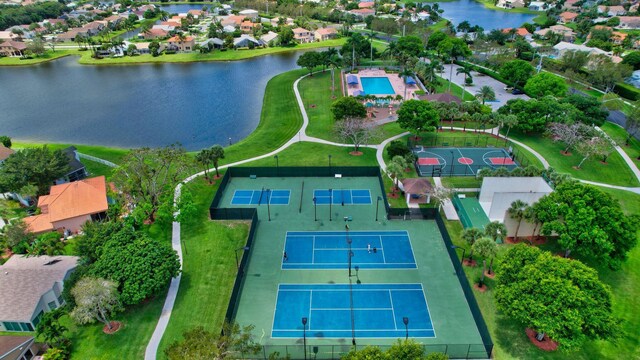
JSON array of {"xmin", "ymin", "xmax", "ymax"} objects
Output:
[
  {"xmin": 355, "ymin": 265, "xmax": 360, "ymax": 284},
  {"xmin": 375, "ymin": 196, "xmax": 382, "ymax": 221},
  {"xmin": 234, "ymin": 246, "xmax": 250, "ymax": 269},
  {"xmin": 403, "ymin": 317, "xmax": 409, "ymax": 340},
  {"xmin": 346, "ymin": 223, "xmax": 353, "ymax": 277},
  {"xmin": 302, "ymin": 317, "xmax": 308, "ymax": 360},
  {"xmin": 329, "ymin": 188, "xmax": 332, "ymax": 221},
  {"xmin": 274, "ymin": 155, "xmax": 279, "ymax": 176},
  {"xmin": 328, "ymin": 154, "xmax": 332, "ymax": 169},
  {"xmin": 313, "ymin": 197, "xmax": 317, "ymax": 221},
  {"xmin": 228, "ymin": 137, "xmax": 232, "ymax": 146},
  {"xmin": 266, "ymin": 188, "xmax": 271, "ymax": 221},
  {"xmin": 450, "ymin": 150, "xmax": 454, "ymax": 177}
]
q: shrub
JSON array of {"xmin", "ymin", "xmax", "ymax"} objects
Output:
[{"xmin": 387, "ymin": 140, "xmax": 411, "ymax": 158}]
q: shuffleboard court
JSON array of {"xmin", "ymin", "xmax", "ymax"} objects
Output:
[
  {"xmin": 282, "ymin": 230, "xmax": 416, "ymax": 269},
  {"xmin": 272, "ymin": 284, "xmax": 435, "ymax": 338},
  {"xmin": 313, "ymin": 189, "xmax": 372, "ymax": 205},
  {"xmin": 231, "ymin": 189, "xmax": 291, "ymax": 205}
]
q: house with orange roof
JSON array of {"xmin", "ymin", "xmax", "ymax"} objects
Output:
[
  {"xmin": 23, "ymin": 176, "xmax": 109, "ymax": 234},
  {"xmin": 314, "ymin": 27, "xmax": 338, "ymax": 41},
  {"xmin": 167, "ymin": 35, "xmax": 195, "ymax": 52},
  {"xmin": 358, "ymin": 1, "xmax": 375, "ymax": 8},
  {"xmin": 0, "ymin": 40, "xmax": 26, "ymax": 57},
  {"xmin": 502, "ymin": 27, "xmax": 531, "ymax": 40},
  {"xmin": 348, "ymin": 8, "xmax": 375, "ymax": 18},
  {"xmin": 221, "ymin": 15, "xmax": 245, "ymax": 27},
  {"xmin": 559, "ymin": 11, "xmax": 579, "ymax": 23},
  {"xmin": 292, "ymin": 27, "xmax": 314, "ymax": 43},
  {"xmin": 0, "ymin": 144, "xmax": 14, "ymax": 164},
  {"xmin": 618, "ymin": 16, "xmax": 640, "ymax": 29},
  {"xmin": 240, "ymin": 20, "xmax": 260, "ymax": 33}
]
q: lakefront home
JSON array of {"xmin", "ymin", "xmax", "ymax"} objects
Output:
[
  {"xmin": 314, "ymin": 27, "xmax": 338, "ymax": 41},
  {"xmin": 292, "ymin": 27, "xmax": 314, "ymax": 43},
  {"xmin": 166, "ymin": 35, "xmax": 195, "ymax": 52},
  {"xmin": 0, "ymin": 40, "xmax": 26, "ymax": 57}
]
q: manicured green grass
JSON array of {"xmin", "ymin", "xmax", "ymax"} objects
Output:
[
  {"xmin": 434, "ymin": 77, "xmax": 476, "ymax": 101},
  {"xmin": 78, "ymin": 39, "xmax": 346, "ymax": 65},
  {"xmin": 429, "ymin": 20, "xmax": 450, "ymax": 32},
  {"xmin": 83, "ymin": 160, "xmax": 115, "ymax": 179},
  {"xmin": 301, "ymin": 70, "xmax": 344, "ymax": 142},
  {"xmin": 0, "ymin": 50, "xmax": 76, "ymax": 66},
  {"xmin": 157, "ymin": 176, "xmax": 250, "ymax": 358},
  {"xmin": 473, "ymin": 0, "xmax": 542, "ymax": 14},
  {"xmin": 508, "ymin": 131, "xmax": 639, "ymax": 187},
  {"xmin": 12, "ymin": 142, "xmax": 128, "ymax": 165},
  {"xmin": 440, "ymin": 177, "xmax": 482, "ymax": 189},
  {"xmin": 601, "ymin": 122, "xmax": 640, "ymax": 168},
  {"xmin": 533, "ymin": 13, "xmax": 548, "ymax": 25},
  {"xmin": 240, "ymin": 141, "xmax": 378, "ymax": 167},
  {"xmin": 220, "ymin": 70, "xmax": 305, "ymax": 164}
]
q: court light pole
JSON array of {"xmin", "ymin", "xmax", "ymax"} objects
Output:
[
  {"xmin": 274, "ymin": 155, "xmax": 279, "ymax": 176},
  {"xmin": 450, "ymin": 150, "xmax": 454, "ymax": 177},
  {"xmin": 375, "ymin": 196, "xmax": 382, "ymax": 222},
  {"xmin": 329, "ymin": 188, "xmax": 332, "ymax": 221},
  {"xmin": 302, "ymin": 317, "xmax": 308, "ymax": 360},
  {"xmin": 313, "ymin": 197, "xmax": 317, "ymax": 221},
  {"xmin": 234, "ymin": 246, "xmax": 250, "ymax": 269},
  {"xmin": 355, "ymin": 265, "xmax": 360, "ymax": 284},
  {"xmin": 328, "ymin": 154, "xmax": 332, "ymax": 170},
  {"xmin": 267, "ymin": 189, "xmax": 271, "ymax": 221},
  {"xmin": 403, "ymin": 317, "xmax": 409, "ymax": 340},
  {"xmin": 346, "ymin": 223, "xmax": 353, "ymax": 277}
]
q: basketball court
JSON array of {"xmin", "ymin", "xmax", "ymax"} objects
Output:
[{"xmin": 414, "ymin": 147, "xmax": 519, "ymax": 177}]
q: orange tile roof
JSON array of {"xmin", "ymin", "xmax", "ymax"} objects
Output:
[
  {"xmin": 23, "ymin": 176, "xmax": 108, "ymax": 233},
  {"xmin": 316, "ymin": 27, "xmax": 337, "ymax": 35},
  {"xmin": 0, "ymin": 144, "xmax": 14, "ymax": 161},
  {"xmin": 167, "ymin": 35, "xmax": 194, "ymax": 42}
]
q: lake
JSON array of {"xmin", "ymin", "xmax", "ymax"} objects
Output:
[
  {"xmin": 0, "ymin": 53, "xmax": 304, "ymax": 151},
  {"xmin": 435, "ymin": 0, "xmax": 537, "ymax": 30}
]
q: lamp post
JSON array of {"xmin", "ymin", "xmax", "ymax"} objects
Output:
[
  {"xmin": 450, "ymin": 150, "xmax": 454, "ymax": 177},
  {"xmin": 328, "ymin": 154, "xmax": 332, "ymax": 169},
  {"xmin": 266, "ymin": 189, "xmax": 271, "ymax": 221},
  {"xmin": 228, "ymin": 137, "xmax": 232, "ymax": 146},
  {"xmin": 274, "ymin": 155, "xmax": 279, "ymax": 176},
  {"xmin": 375, "ymin": 196, "xmax": 382, "ymax": 221},
  {"xmin": 234, "ymin": 246, "xmax": 250, "ymax": 269},
  {"xmin": 313, "ymin": 197, "xmax": 317, "ymax": 221},
  {"xmin": 346, "ymin": 223, "xmax": 353, "ymax": 277},
  {"xmin": 329, "ymin": 188, "xmax": 332, "ymax": 221},
  {"xmin": 403, "ymin": 317, "xmax": 409, "ymax": 340},
  {"xmin": 355, "ymin": 265, "xmax": 360, "ymax": 284},
  {"xmin": 302, "ymin": 317, "xmax": 308, "ymax": 360}
]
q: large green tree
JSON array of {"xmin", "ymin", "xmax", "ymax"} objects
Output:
[
  {"xmin": 540, "ymin": 182, "xmax": 638, "ymax": 268},
  {"xmin": 499, "ymin": 60, "xmax": 535, "ymax": 87},
  {"xmin": 296, "ymin": 51, "xmax": 322, "ymax": 76},
  {"xmin": 165, "ymin": 323, "xmax": 261, "ymax": 360},
  {"xmin": 331, "ymin": 96, "xmax": 367, "ymax": 121},
  {"xmin": 0, "ymin": 146, "xmax": 69, "ymax": 196},
  {"xmin": 498, "ymin": 97, "xmax": 579, "ymax": 133},
  {"xmin": 90, "ymin": 227, "xmax": 181, "ymax": 305},
  {"xmin": 524, "ymin": 72, "xmax": 568, "ymax": 98},
  {"xmin": 396, "ymin": 35, "xmax": 423, "ymax": 58},
  {"xmin": 495, "ymin": 244, "xmax": 620, "ymax": 348},
  {"xmin": 396, "ymin": 100, "xmax": 439, "ymax": 139},
  {"xmin": 70, "ymin": 277, "xmax": 122, "ymax": 331}
]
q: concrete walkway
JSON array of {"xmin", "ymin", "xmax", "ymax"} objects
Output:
[{"xmin": 144, "ymin": 73, "xmax": 640, "ymax": 359}]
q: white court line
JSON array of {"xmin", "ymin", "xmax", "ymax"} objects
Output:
[
  {"xmin": 309, "ymin": 290, "xmax": 313, "ymax": 331},
  {"xmin": 389, "ymin": 290, "xmax": 398, "ymax": 330},
  {"xmin": 456, "ymin": 147, "xmax": 474, "ymax": 175},
  {"xmin": 378, "ymin": 235, "xmax": 387, "ymax": 263}
]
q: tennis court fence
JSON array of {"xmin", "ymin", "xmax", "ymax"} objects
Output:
[{"xmin": 451, "ymin": 195, "xmax": 472, "ymax": 228}]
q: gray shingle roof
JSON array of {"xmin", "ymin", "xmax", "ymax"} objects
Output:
[{"xmin": 0, "ymin": 255, "xmax": 78, "ymax": 322}]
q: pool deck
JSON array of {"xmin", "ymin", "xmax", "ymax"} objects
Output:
[{"xmin": 346, "ymin": 69, "xmax": 421, "ymax": 99}]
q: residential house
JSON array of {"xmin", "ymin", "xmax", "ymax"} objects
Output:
[
  {"xmin": 528, "ymin": 1, "xmax": 547, "ymax": 11},
  {"xmin": 240, "ymin": 20, "xmax": 259, "ymax": 33},
  {"xmin": 630, "ymin": 3, "xmax": 639, "ymax": 13},
  {"xmin": 292, "ymin": 27, "xmax": 314, "ymax": 43},
  {"xmin": 0, "ymin": 40, "xmax": 26, "ymax": 57},
  {"xmin": 535, "ymin": 25, "xmax": 576, "ymax": 42},
  {"xmin": 358, "ymin": 1, "xmax": 375, "ymax": 8},
  {"xmin": 314, "ymin": 27, "xmax": 338, "ymax": 41},
  {"xmin": 552, "ymin": 41, "xmax": 609, "ymax": 58},
  {"xmin": 349, "ymin": 8, "xmax": 375, "ymax": 18},
  {"xmin": 618, "ymin": 16, "xmax": 640, "ymax": 29},
  {"xmin": 220, "ymin": 15, "xmax": 244, "ymax": 27},
  {"xmin": 558, "ymin": 11, "xmax": 579, "ymax": 23},
  {"xmin": 410, "ymin": 11, "xmax": 430, "ymax": 22},
  {"xmin": 56, "ymin": 28, "xmax": 87, "ymax": 42},
  {"xmin": 199, "ymin": 37, "xmax": 224, "ymax": 49},
  {"xmin": 139, "ymin": 28, "xmax": 168, "ymax": 40},
  {"xmin": 0, "ymin": 31, "xmax": 17, "ymax": 41},
  {"xmin": 238, "ymin": 9, "xmax": 259, "ymax": 20},
  {"xmin": 166, "ymin": 35, "xmax": 195, "ymax": 52},
  {"xmin": 502, "ymin": 27, "xmax": 532, "ymax": 41},
  {"xmin": 188, "ymin": 9, "xmax": 205, "ymax": 18},
  {"xmin": 56, "ymin": 146, "xmax": 88, "ymax": 184},
  {"xmin": 23, "ymin": 176, "xmax": 108, "ymax": 234},
  {"xmin": 260, "ymin": 31, "xmax": 278, "ymax": 45},
  {"xmin": 0, "ymin": 335, "xmax": 44, "ymax": 359},
  {"xmin": 611, "ymin": 31, "xmax": 628, "ymax": 45},
  {"xmin": 269, "ymin": 17, "xmax": 294, "ymax": 27},
  {"xmin": 597, "ymin": 5, "xmax": 626, "ymax": 16},
  {"xmin": 223, "ymin": 25, "xmax": 236, "ymax": 33},
  {"xmin": 81, "ymin": 21, "xmax": 105, "ymax": 36},
  {"xmin": 0, "ymin": 144, "xmax": 14, "ymax": 164},
  {"xmin": 496, "ymin": 0, "xmax": 525, "ymax": 9},
  {"xmin": 0, "ymin": 255, "xmax": 79, "ymax": 332},
  {"xmin": 156, "ymin": 23, "xmax": 178, "ymax": 31},
  {"xmin": 233, "ymin": 34, "xmax": 261, "ymax": 47}
]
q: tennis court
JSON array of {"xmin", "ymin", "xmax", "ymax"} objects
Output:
[
  {"xmin": 282, "ymin": 230, "xmax": 416, "ymax": 269},
  {"xmin": 231, "ymin": 189, "xmax": 291, "ymax": 205},
  {"xmin": 414, "ymin": 147, "xmax": 519, "ymax": 177},
  {"xmin": 313, "ymin": 189, "xmax": 372, "ymax": 205},
  {"xmin": 272, "ymin": 284, "xmax": 434, "ymax": 338}
]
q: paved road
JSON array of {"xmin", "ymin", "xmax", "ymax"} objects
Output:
[{"xmin": 441, "ymin": 63, "xmax": 530, "ymax": 109}]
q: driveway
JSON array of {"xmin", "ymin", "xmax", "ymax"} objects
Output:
[{"xmin": 440, "ymin": 63, "xmax": 530, "ymax": 109}]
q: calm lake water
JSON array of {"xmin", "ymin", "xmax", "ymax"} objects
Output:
[
  {"xmin": 435, "ymin": 0, "xmax": 537, "ymax": 30},
  {"xmin": 0, "ymin": 53, "xmax": 303, "ymax": 150}
]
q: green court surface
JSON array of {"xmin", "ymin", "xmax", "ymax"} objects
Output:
[
  {"xmin": 452, "ymin": 196, "xmax": 490, "ymax": 230},
  {"xmin": 217, "ymin": 175, "xmax": 487, "ymax": 358},
  {"xmin": 414, "ymin": 147, "xmax": 518, "ymax": 177}
]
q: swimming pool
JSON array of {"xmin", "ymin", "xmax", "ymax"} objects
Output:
[{"xmin": 361, "ymin": 77, "xmax": 396, "ymax": 95}]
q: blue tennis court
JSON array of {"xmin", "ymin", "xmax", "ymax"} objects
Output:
[
  {"xmin": 231, "ymin": 189, "xmax": 291, "ymax": 205},
  {"xmin": 313, "ymin": 189, "xmax": 372, "ymax": 205},
  {"xmin": 272, "ymin": 284, "xmax": 435, "ymax": 338},
  {"xmin": 282, "ymin": 231, "xmax": 416, "ymax": 269}
]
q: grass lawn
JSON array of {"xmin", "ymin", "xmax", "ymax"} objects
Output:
[
  {"xmin": 78, "ymin": 39, "xmax": 346, "ymax": 65},
  {"xmin": 533, "ymin": 13, "xmax": 548, "ymax": 25},
  {"xmin": 444, "ymin": 186, "xmax": 640, "ymax": 360},
  {"xmin": 241, "ymin": 141, "xmax": 378, "ymax": 167},
  {"xmin": 156, "ymin": 175, "xmax": 250, "ymax": 358},
  {"xmin": 301, "ymin": 70, "xmax": 344, "ymax": 142},
  {"xmin": 429, "ymin": 19, "xmax": 451, "ymax": 32},
  {"xmin": 219, "ymin": 70, "xmax": 304, "ymax": 164},
  {"xmin": 473, "ymin": 0, "xmax": 542, "ymax": 14},
  {"xmin": 600, "ymin": 122, "xmax": 640, "ymax": 168},
  {"xmin": 0, "ymin": 50, "xmax": 76, "ymax": 66},
  {"xmin": 440, "ymin": 177, "xmax": 483, "ymax": 189},
  {"xmin": 435, "ymin": 77, "xmax": 476, "ymax": 101},
  {"xmin": 12, "ymin": 142, "xmax": 128, "ymax": 165},
  {"xmin": 508, "ymin": 131, "xmax": 639, "ymax": 187}
]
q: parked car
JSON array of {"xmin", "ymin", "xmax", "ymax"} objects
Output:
[
  {"xmin": 503, "ymin": 86, "xmax": 513, "ymax": 91},
  {"xmin": 511, "ymin": 88, "xmax": 524, "ymax": 95}
]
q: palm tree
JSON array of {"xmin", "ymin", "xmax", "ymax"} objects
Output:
[
  {"xmin": 398, "ymin": 68, "xmax": 414, "ymax": 101},
  {"xmin": 386, "ymin": 156, "xmax": 408, "ymax": 195},
  {"xmin": 462, "ymin": 228, "xmax": 483, "ymax": 263},
  {"xmin": 502, "ymin": 114, "xmax": 519, "ymax": 140},
  {"xmin": 475, "ymin": 85, "xmax": 496, "ymax": 105},
  {"xmin": 507, "ymin": 200, "xmax": 529, "ymax": 241},
  {"xmin": 456, "ymin": 65, "xmax": 473, "ymax": 99},
  {"xmin": 484, "ymin": 221, "xmax": 507, "ymax": 244},
  {"xmin": 366, "ymin": 30, "xmax": 375, "ymax": 61},
  {"xmin": 472, "ymin": 237, "xmax": 498, "ymax": 287},
  {"xmin": 210, "ymin": 145, "xmax": 225, "ymax": 178},
  {"xmin": 328, "ymin": 56, "xmax": 341, "ymax": 99},
  {"xmin": 195, "ymin": 149, "xmax": 213, "ymax": 183},
  {"xmin": 524, "ymin": 206, "xmax": 540, "ymax": 243}
]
